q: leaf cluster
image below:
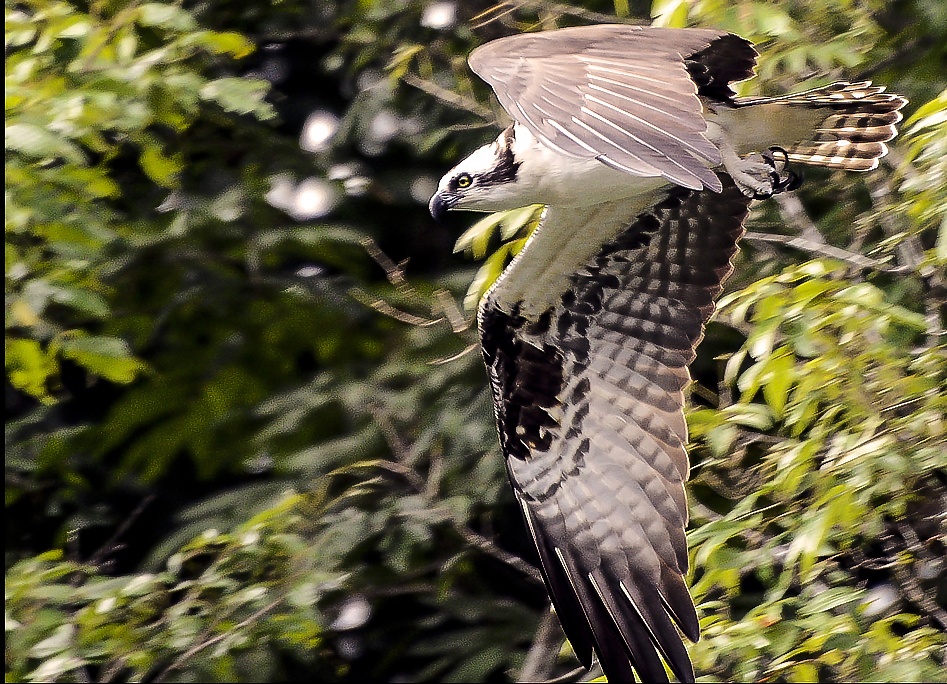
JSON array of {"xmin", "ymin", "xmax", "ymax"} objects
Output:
[{"xmin": 5, "ymin": 1, "xmax": 946, "ymax": 683}]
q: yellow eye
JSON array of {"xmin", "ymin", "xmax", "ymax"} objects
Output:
[{"xmin": 456, "ymin": 173, "xmax": 472, "ymax": 188}]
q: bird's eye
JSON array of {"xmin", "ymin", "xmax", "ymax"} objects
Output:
[{"xmin": 455, "ymin": 173, "xmax": 473, "ymax": 188}]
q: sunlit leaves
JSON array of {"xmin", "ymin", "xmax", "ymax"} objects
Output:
[
  {"xmin": 54, "ymin": 334, "xmax": 147, "ymax": 385},
  {"xmin": 6, "ymin": 1, "xmax": 947, "ymax": 682},
  {"xmin": 653, "ymin": 0, "xmax": 884, "ymax": 91},
  {"xmin": 5, "ymin": 338, "xmax": 59, "ymax": 403},
  {"xmin": 5, "ymin": 495, "xmax": 336, "ymax": 682},
  {"xmin": 898, "ymin": 90, "xmax": 947, "ymax": 256},
  {"xmin": 454, "ymin": 205, "xmax": 542, "ymax": 310},
  {"xmin": 199, "ymin": 77, "xmax": 275, "ymax": 120},
  {"xmin": 685, "ymin": 259, "xmax": 946, "ymax": 680},
  {"xmin": 5, "ymin": 1, "xmax": 272, "ymax": 400}
]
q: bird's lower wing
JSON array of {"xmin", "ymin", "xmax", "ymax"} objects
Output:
[{"xmin": 479, "ymin": 174, "xmax": 752, "ymax": 682}]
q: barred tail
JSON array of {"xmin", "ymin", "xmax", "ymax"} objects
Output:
[{"xmin": 736, "ymin": 81, "xmax": 908, "ymax": 171}]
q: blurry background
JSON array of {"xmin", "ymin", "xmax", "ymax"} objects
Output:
[{"xmin": 5, "ymin": 1, "xmax": 946, "ymax": 682}]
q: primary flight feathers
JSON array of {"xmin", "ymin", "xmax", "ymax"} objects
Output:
[{"xmin": 429, "ymin": 24, "xmax": 905, "ymax": 683}]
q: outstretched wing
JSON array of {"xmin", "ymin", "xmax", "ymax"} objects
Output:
[
  {"xmin": 479, "ymin": 174, "xmax": 752, "ymax": 682},
  {"xmin": 469, "ymin": 25, "xmax": 758, "ymax": 192}
]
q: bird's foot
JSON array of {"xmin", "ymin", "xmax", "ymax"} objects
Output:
[{"xmin": 729, "ymin": 147, "xmax": 803, "ymax": 199}]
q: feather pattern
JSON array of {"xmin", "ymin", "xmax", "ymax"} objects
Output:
[
  {"xmin": 480, "ymin": 174, "xmax": 751, "ymax": 682},
  {"xmin": 469, "ymin": 25, "xmax": 759, "ymax": 192},
  {"xmin": 448, "ymin": 25, "xmax": 906, "ymax": 684},
  {"xmin": 734, "ymin": 81, "xmax": 907, "ymax": 171}
]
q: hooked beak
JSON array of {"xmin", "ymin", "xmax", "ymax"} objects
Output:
[{"xmin": 428, "ymin": 192, "xmax": 455, "ymax": 222}]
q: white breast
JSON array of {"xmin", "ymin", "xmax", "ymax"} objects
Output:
[{"xmin": 510, "ymin": 124, "xmax": 671, "ymax": 208}]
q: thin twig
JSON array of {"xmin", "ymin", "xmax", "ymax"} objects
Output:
[
  {"xmin": 369, "ymin": 444, "xmax": 544, "ymax": 584},
  {"xmin": 372, "ymin": 460, "xmax": 428, "ymax": 492},
  {"xmin": 434, "ymin": 289, "xmax": 470, "ymax": 333},
  {"xmin": 470, "ymin": 2, "xmax": 518, "ymax": 29},
  {"xmin": 368, "ymin": 404, "xmax": 413, "ymax": 464},
  {"xmin": 402, "ymin": 73, "xmax": 495, "ymax": 120},
  {"xmin": 742, "ymin": 231, "xmax": 906, "ymax": 273},
  {"xmin": 475, "ymin": 0, "xmax": 642, "ymax": 26},
  {"xmin": 361, "ymin": 237, "xmax": 408, "ymax": 289},
  {"xmin": 429, "ymin": 342, "xmax": 480, "ymax": 366},
  {"xmin": 772, "ymin": 191, "xmax": 825, "ymax": 244},
  {"xmin": 86, "ymin": 495, "xmax": 156, "ymax": 570},
  {"xmin": 543, "ymin": 665, "xmax": 588, "ymax": 683},
  {"xmin": 152, "ymin": 598, "xmax": 283, "ymax": 682},
  {"xmin": 425, "ymin": 446, "xmax": 444, "ymax": 500},
  {"xmin": 689, "ymin": 381, "xmax": 719, "ymax": 408},
  {"xmin": 355, "ymin": 239, "xmax": 471, "ymax": 332},
  {"xmin": 349, "ymin": 286, "xmax": 441, "ymax": 327},
  {"xmin": 518, "ymin": 606, "xmax": 563, "ymax": 682},
  {"xmin": 455, "ymin": 524, "xmax": 544, "ymax": 584}
]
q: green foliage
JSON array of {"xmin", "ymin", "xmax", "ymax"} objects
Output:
[
  {"xmin": 6, "ymin": 494, "xmax": 338, "ymax": 682},
  {"xmin": 454, "ymin": 205, "xmax": 543, "ymax": 310},
  {"xmin": 5, "ymin": 1, "xmax": 947, "ymax": 683},
  {"xmin": 898, "ymin": 89, "xmax": 947, "ymax": 252},
  {"xmin": 686, "ymin": 260, "xmax": 945, "ymax": 680},
  {"xmin": 5, "ymin": 0, "xmax": 272, "ymax": 402}
]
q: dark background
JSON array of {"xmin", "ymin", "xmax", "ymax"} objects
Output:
[{"xmin": 6, "ymin": 1, "xmax": 946, "ymax": 682}]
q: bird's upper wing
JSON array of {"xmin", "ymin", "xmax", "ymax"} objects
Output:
[
  {"xmin": 468, "ymin": 25, "xmax": 758, "ymax": 192},
  {"xmin": 479, "ymin": 173, "xmax": 752, "ymax": 682}
]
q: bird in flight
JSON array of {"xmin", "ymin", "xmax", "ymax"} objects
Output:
[{"xmin": 428, "ymin": 24, "xmax": 905, "ymax": 683}]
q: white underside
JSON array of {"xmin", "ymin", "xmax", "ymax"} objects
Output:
[
  {"xmin": 475, "ymin": 107, "xmax": 820, "ymax": 317},
  {"xmin": 468, "ymin": 124, "xmax": 670, "ymax": 317},
  {"xmin": 485, "ymin": 126, "xmax": 675, "ymax": 318},
  {"xmin": 508, "ymin": 124, "xmax": 671, "ymax": 208}
]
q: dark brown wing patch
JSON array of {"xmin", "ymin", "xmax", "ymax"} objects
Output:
[
  {"xmin": 479, "ymin": 173, "xmax": 752, "ymax": 683},
  {"xmin": 685, "ymin": 33, "xmax": 758, "ymax": 102}
]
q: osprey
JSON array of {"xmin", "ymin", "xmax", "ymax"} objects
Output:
[{"xmin": 429, "ymin": 25, "xmax": 905, "ymax": 683}]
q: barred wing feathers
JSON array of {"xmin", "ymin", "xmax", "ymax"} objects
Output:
[{"xmin": 479, "ymin": 174, "xmax": 752, "ymax": 682}]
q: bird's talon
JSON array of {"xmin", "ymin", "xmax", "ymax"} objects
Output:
[
  {"xmin": 785, "ymin": 169, "xmax": 804, "ymax": 191},
  {"xmin": 760, "ymin": 146, "xmax": 800, "ymax": 195}
]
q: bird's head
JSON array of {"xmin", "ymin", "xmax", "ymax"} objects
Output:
[{"xmin": 429, "ymin": 125, "xmax": 523, "ymax": 220}]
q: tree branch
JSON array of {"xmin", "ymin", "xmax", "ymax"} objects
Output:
[
  {"xmin": 401, "ymin": 73, "xmax": 495, "ymax": 120},
  {"xmin": 152, "ymin": 598, "xmax": 283, "ymax": 683},
  {"xmin": 518, "ymin": 606, "xmax": 563, "ymax": 682},
  {"xmin": 772, "ymin": 192, "xmax": 825, "ymax": 244},
  {"xmin": 742, "ymin": 231, "xmax": 905, "ymax": 273},
  {"xmin": 542, "ymin": 665, "xmax": 588, "ymax": 683},
  {"xmin": 867, "ymin": 175, "xmax": 946, "ymax": 348},
  {"xmin": 456, "ymin": 524, "xmax": 544, "ymax": 584},
  {"xmin": 887, "ymin": 523, "xmax": 947, "ymax": 632},
  {"xmin": 369, "ymin": 450, "xmax": 544, "ymax": 584}
]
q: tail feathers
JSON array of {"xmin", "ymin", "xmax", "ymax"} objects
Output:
[{"xmin": 736, "ymin": 81, "xmax": 908, "ymax": 171}]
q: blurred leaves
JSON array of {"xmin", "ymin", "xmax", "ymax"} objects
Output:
[
  {"xmin": 5, "ymin": 0, "xmax": 273, "ymax": 401},
  {"xmin": 5, "ymin": 0, "xmax": 947, "ymax": 683},
  {"xmin": 6, "ymin": 494, "xmax": 337, "ymax": 683},
  {"xmin": 898, "ymin": 89, "xmax": 947, "ymax": 254}
]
